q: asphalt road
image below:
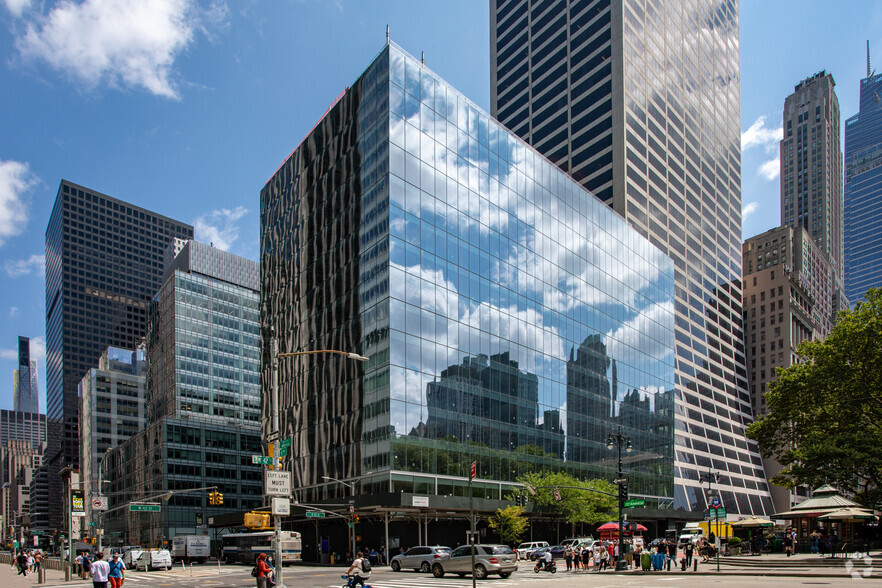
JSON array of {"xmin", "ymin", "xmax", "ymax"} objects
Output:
[{"xmin": 19, "ymin": 562, "xmax": 882, "ymax": 588}]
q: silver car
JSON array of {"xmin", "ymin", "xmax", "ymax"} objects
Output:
[
  {"xmin": 431, "ymin": 544, "xmax": 518, "ymax": 579},
  {"xmin": 390, "ymin": 546, "xmax": 452, "ymax": 573}
]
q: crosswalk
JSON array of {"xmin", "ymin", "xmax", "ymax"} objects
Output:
[{"xmin": 326, "ymin": 574, "xmax": 560, "ymax": 588}]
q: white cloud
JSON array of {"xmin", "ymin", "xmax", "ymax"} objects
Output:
[
  {"xmin": 0, "ymin": 160, "xmax": 36, "ymax": 246},
  {"xmin": 16, "ymin": 0, "xmax": 227, "ymax": 99},
  {"xmin": 742, "ymin": 201, "xmax": 760, "ymax": 221},
  {"xmin": 3, "ymin": 0, "xmax": 32, "ymax": 17},
  {"xmin": 9, "ymin": 307, "xmax": 19, "ymax": 317},
  {"xmin": 193, "ymin": 206, "xmax": 248, "ymax": 251},
  {"xmin": 742, "ymin": 116, "xmax": 782, "ymax": 152},
  {"xmin": 4, "ymin": 253, "xmax": 44, "ymax": 277},
  {"xmin": 758, "ymin": 156, "xmax": 780, "ymax": 181}
]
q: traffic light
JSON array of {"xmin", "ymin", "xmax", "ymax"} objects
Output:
[
  {"xmin": 216, "ymin": 492, "xmax": 223, "ymax": 505},
  {"xmin": 353, "ymin": 514, "xmax": 360, "ymax": 523},
  {"xmin": 208, "ymin": 491, "xmax": 216, "ymax": 505},
  {"xmin": 244, "ymin": 512, "xmax": 271, "ymax": 529},
  {"xmin": 618, "ymin": 483, "xmax": 629, "ymax": 502}
]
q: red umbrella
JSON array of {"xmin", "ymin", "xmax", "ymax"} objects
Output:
[{"xmin": 597, "ymin": 522, "xmax": 648, "ymax": 531}]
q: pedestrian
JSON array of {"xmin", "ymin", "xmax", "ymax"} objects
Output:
[
  {"xmin": 27, "ymin": 551, "xmax": 35, "ymax": 572},
  {"xmin": 82, "ymin": 552, "xmax": 92, "ymax": 579},
  {"xmin": 667, "ymin": 540, "xmax": 677, "ymax": 566},
  {"xmin": 827, "ymin": 531, "xmax": 838, "ymax": 557},
  {"xmin": 684, "ymin": 541, "xmax": 694, "ymax": 567},
  {"xmin": 34, "ymin": 550, "xmax": 43, "ymax": 575},
  {"xmin": 572, "ymin": 546, "xmax": 580, "ymax": 571},
  {"xmin": 564, "ymin": 546, "xmax": 573, "ymax": 571},
  {"xmin": 254, "ymin": 553, "xmax": 272, "ymax": 588},
  {"xmin": 108, "ymin": 553, "xmax": 125, "ymax": 588},
  {"xmin": 16, "ymin": 551, "xmax": 28, "ymax": 576},
  {"xmin": 345, "ymin": 551, "xmax": 371, "ymax": 588},
  {"xmin": 76, "ymin": 553, "xmax": 84, "ymax": 577},
  {"xmin": 378, "ymin": 546, "xmax": 385, "ymax": 566},
  {"xmin": 582, "ymin": 546, "xmax": 591, "ymax": 571},
  {"xmin": 783, "ymin": 529, "xmax": 793, "ymax": 557},
  {"xmin": 90, "ymin": 552, "xmax": 110, "ymax": 588},
  {"xmin": 613, "ymin": 541, "xmax": 620, "ymax": 567},
  {"xmin": 699, "ymin": 537, "xmax": 709, "ymax": 562},
  {"xmin": 791, "ymin": 528, "xmax": 798, "ymax": 555},
  {"xmin": 810, "ymin": 530, "xmax": 819, "ymax": 554},
  {"xmin": 632, "ymin": 542, "xmax": 641, "ymax": 569}
]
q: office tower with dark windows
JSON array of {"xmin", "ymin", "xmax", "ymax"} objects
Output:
[
  {"xmin": 14, "ymin": 337, "xmax": 39, "ymax": 415},
  {"xmin": 44, "ymin": 180, "xmax": 192, "ymax": 531},
  {"xmin": 0, "ymin": 410, "xmax": 46, "ymax": 545},
  {"xmin": 844, "ymin": 49, "xmax": 882, "ymax": 306},
  {"xmin": 490, "ymin": 0, "xmax": 773, "ymax": 515},
  {"xmin": 262, "ymin": 41, "xmax": 675, "ymax": 546},
  {"xmin": 781, "ymin": 72, "xmax": 846, "ymax": 320},
  {"xmin": 102, "ymin": 240, "xmax": 262, "ymax": 546},
  {"xmin": 742, "ymin": 226, "xmax": 831, "ymax": 513}
]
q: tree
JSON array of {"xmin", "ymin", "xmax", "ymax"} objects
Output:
[
  {"xmin": 745, "ymin": 288, "xmax": 882, "ymax": 497},
  {"xmin": 514, "ymin": 471, "xmax": 616, "ymax": 525},
  {"xmin": 488, "ymin": 506, "xmax": 528, "ymax": 545}
]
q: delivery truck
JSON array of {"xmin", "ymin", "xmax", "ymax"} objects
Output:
[{"xmin": 171, "ymin": 535, "xmax": 211, "ymax": 564}]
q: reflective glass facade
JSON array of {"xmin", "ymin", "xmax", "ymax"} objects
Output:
[
  {"xmin": 844, "ymin": 70, "xmax": 882, "ymax": 306},
  {"xmin": 262, "ymin": 44, "xmax": 675, "ymax": 505},
  {"xmin": 491, "ymin": 0, "xmax": 774, "ymax": 516}
]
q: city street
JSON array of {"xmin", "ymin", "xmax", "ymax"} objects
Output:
[{"xmin": 3, "ymin": 559, "xmax": 881, "ymax": 588}]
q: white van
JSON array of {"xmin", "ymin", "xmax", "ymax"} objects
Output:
[
  {"xmin": 515, "ymin": 541, "xmax": 549, "ymax": 560},
  {"xmin": 560, "ymin": 537, "xmax": 594, "ymax": 550},
  {"xmin": 136, "ymin": 549, "xmax": 172, "ymax": 571},
  {"xmin": 122, "ymin": 549, "xmax": 143, "ymax": 570}
]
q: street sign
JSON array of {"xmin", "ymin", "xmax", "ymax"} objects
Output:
[
  {"xmin": 306, "ymin": 512, "xmax": 326, "ymax": 518},
  {"xmin": 553, "ymin": 489, "xmax": 562, "ymax": 501},
  {"xmin": 31, "ymin": 531, "xmax": 44, "ymax": 535},
  {"xmin": 710, "ymin": 497, "xmax": 722, "ymax": 509},
  {"xmin": 252, "ymin": 455, "xmax": 273, "ymax": 465},
  {"xmin": 279, "ymin": 447, "xmax": 288, "ymax": 457},
  {"xmin": 705, "ymin": 508, "xmax": 727, "ymax": 519},
  {"xmin": 614, "ymin": 478, "xmax": 628, "ymax": 484},
  {"xmin": 272, "ymin": 497, "xmax": 291, "ymax": 516},
  {"xmin": 266, "ymin": 431, "xmax": 279, "ymax": 444},
  {"xmin": 92, "ymin": 496, "xmax": 108, "ymax": 511},
  {"xmin": 129, "ymin": 504, "xmax": 161, "ymax": 512},
  {"xmin": 469, "ymin": 461, "xmax": 476, "ymax": 481},
  {"xmin": 624, "ymin": 499, "xmax": 646, "ymax": 508},
  {"xmin": 264, "ymin": 471, "xmax": 292, "ymax": 496},
  {"xmin": 87, "ymin": 521, "xmax": 97, "ymax": 527},
  {"xmin": 71, "ymin": 490, "xmax": 86, "ymax": 517},
  {"xmin": 280, "ymin": 438, "xmax": 292, "ymax": 449}
]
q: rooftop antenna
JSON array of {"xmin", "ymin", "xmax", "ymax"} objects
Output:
[
  {"xmin": 868, "ymin": 40, "xmax": 872, "ymax": 78},
  {"xmin": 421, "ymin": 51, "xmax": 425, "ymax": 66},
  {"xmin": 386, "ymin": 24, "xmax": 389, "ymax": 45}
]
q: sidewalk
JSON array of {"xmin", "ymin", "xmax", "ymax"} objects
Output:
[{"xmin": 1, "ymin": 564, "xmax": 75, "ymax": 587}]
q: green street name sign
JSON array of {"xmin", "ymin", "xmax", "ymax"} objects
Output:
[
  {"xmin": 87, "ymin": 522, "xmax": 97, "ymax": 526},
  {"xmin": 252, "ymin": 455, "xmax": 273, "ymax": 465},
  {"xmin": 306, "ymin": 512, "xmax": 325, "ymax": 518},
  {"xmin": 279, "ymin": 447, "xmax": 288, "ymax": 457},
  {"xmin": 705, "ymin": 508, "xmax": 727, "ymax": 518},
  {"xmin": 280, "ymin": 438, "xmax": 292, "ymax": 449},
  {"xmin": 129, "ymin": 504, "xmax": 161, "ymax": 512},
  {"xmin": 624, "ymin": 498, "xmax": 646, "ymax": 508}
]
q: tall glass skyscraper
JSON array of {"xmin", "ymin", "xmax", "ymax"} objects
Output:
[
  {"xmin": 14, "ymin": 336, "xmax": 39, "ymax": 414},
  {"xmin": 44, "ymin": 180, "xmax": 192, "ymax": 530},
  {"xmin": 490, "ymin": 1, "xmax": 772, "ymax": 515},
  {"xmin": 844, "ymin": 57, "xmax": 882, "ymax": 306},
  {"xmin": 262, "ymin": 42, "xmax": 676, "ymax": 525}
]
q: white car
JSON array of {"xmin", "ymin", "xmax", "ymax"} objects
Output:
[
  {"xmin": 515, "ymin": 541, "xmax": 549, "ymax": 560},
  {"xmin": 136, "ymin": 549, "xmax": 172, "ymax": 571},
  {"xmin": 122, "ymin": 549, "xmax": 143, "ymax": 570}
]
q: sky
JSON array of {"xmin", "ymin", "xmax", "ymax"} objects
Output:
[{"xmin": 0, "ymin": 0, "xmax": 880, "ymax": 413}]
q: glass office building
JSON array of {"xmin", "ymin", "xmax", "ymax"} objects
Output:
[
  {"xmin": 844, "ymin": 66, "xmax": 882, "ymax": 306},
  {"xmin": 261, "ymin": 43, "xmax": 675, "ymax": 509}
]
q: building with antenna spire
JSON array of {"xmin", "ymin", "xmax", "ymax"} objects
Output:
[{"xmin": 844, "ymin": 42, "xmax": 882, "ymax": 306}]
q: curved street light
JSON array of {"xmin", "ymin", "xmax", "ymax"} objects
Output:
[{"xmin": 607, "ymin": 426, "xmax": 632, "ymax": 571}]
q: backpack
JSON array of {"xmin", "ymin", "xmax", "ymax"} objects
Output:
[
  {"xmin": 360, "ymin": 557, "xmax": 371, "ymax": 573},
  {"xmin": 251, "ymin": 565, "xmax": 259, "ymax": 577}
]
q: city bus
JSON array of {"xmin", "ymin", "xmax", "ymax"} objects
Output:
[{"xmin": 220, "ymin": 531, "xmax": 302, "ymax": 565}]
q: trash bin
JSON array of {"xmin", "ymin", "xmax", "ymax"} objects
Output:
[
  {"xmin": 651, "ymin": 552, "xmax": 665, "ymax": 570},
  {"xmin": 641, "ymin": 552, "xmax": 651, "ymax": 571}
]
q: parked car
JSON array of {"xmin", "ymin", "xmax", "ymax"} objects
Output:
[
  {"xmin": 431, "ymin": 544, "xmax": 518, "ymax": 579},
  {"xmin": 390, "ymin": 546, "xmax": 452, "ymax": 572},
  {"xmin": 136, "ymin": 549, "xmax": 172, "ymax": 571},
  {"xmin": 122, "ymin": 549, "xmax": 143, "ymax": 570},
  {"xmin": 515, "ymin": 541, "xmax": 549, "ymax": 560},
  {"xmin": 528, "ymin": 546, "xmax": 565, "ymax": 560}
]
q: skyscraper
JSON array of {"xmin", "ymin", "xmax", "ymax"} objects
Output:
[
  {"xmin": 490, "ymin": 0, "xmax": 772, "ymax": 514},
  {"xmin": 780, "ymin": 71, "xmax": 846, "ymax": 321},
  {"xmin": 44, "ymin": 180, "xmax": 192, "ymax": 530},
  {"xmin": 14, "ymin": 336, "xmax": 39, "ymax": 414},
  {"xmin": 262, "ymin": 41, "xmax": 676, "ymax": 550},
  {"xmin": 844, "ymin": 46, "xmax": 882, "ymax": 306}
]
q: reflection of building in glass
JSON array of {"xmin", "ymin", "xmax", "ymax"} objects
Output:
[
  {"xmin": 102, "ymin": 241, "xmax": 262, "ymax": 546},
  {"xmin": 566, "ymin": 335, "xmax": 612, "ymax": 465},
  {"xmin": 490, "ymin": 1, "xmax": 773, "ymax": 516},
  {"xmin": 261, "ymin": 43, "xmax": 675, "ymax": 509},
  {"xmin": 419, "ymin": 353, "xmax": 538, "ymax": 450},
  {"xmin": 844, "ymin": 51, "xmax": 882, "ymax": 306},
  {"xmin": 14, "ymin": 337, "xmax": 39, "ymax": 415}
]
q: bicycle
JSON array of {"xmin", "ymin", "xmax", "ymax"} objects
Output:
[{"xmin": 341, "ymin": 574, "xmax": 373, "ymax": 588}]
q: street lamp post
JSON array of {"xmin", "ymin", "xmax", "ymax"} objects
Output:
[
  {"xmin": 701, "ymin": 468, "xmax": 721, "ymax": 572},
  {"xmin": 270, "ymin": 336, "xmax": 368, "ymax": 586},
  {"xmin": 96, "ymin": 447, "xmax": 112, "ymax": 554},
  {"xmin": 322, "ymin": 476, "xmax": 357, "ymax": 562},
  {"xmin": 607, "ymin": 426, "xmax": 632, "ymax": 572}
]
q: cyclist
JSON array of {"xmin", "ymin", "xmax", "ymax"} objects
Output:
[{"xmin": 345, "ymin": 551, "xmax": 371, "ymax": 587}]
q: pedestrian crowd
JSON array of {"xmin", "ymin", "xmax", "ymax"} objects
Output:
[{"xmin": 10, "ymin": 549, "xmax": 42, "ymax": 577}]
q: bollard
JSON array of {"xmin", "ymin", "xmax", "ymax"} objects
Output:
[
  {"xmin": 38, "ymin": 566, "xmax": 45, "ymax": 584},
  {"xmin": 64, "ymin": 562, "xmax": 71, "ymax": 582},
  {"xmin": 666, "ymin": 557, "xmax": 671, "ymax": 571},
  {"xmin": 217, "ymin": 558, "xmax": 222, "ymax": 575},
  {"xmin": 693, "ymin": 558, "xmax": 698, "ymax": 571},
  {"xmin": 681, "ymin": 558, "xmax": 687, "ymax": 571}
]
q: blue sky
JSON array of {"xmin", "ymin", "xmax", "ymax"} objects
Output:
[{"xmin": 0, "ymin": 0, "xmax": 880, "ymax": 412}]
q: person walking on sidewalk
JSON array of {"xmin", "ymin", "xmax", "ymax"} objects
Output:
[
  {"xmin": 564, "ymin": 546, "xmax": 573, "ymax": 571},
  {"xmin": 90, "ymin": 553, "xmax": 110, "ymax": 588},
  {"xmin": 16, "ymin": 551, "xmax": 28, "ymax": 576},
  {"xmin": 783, "ymin": 530, "xmax": 793, "ymax": 557},
  {"xmin": 684, "ymin": 541, "xmax": 694, "ymax": 567},
  {"xmin": 108, "ymin": 553, "xmax": 125, "ymax": 588}
]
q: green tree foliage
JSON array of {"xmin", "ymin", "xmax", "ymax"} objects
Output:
[
  {"xmin": 745, "ymin": 288, "xmax": 882, "ymax": 497},
  {"xmin": 515, "ymin": 471, "xmax": 616, "ymax": 525},
  {"xmin": 487, "ymin": 506, "xmax": 529, "ymax": 545}
]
